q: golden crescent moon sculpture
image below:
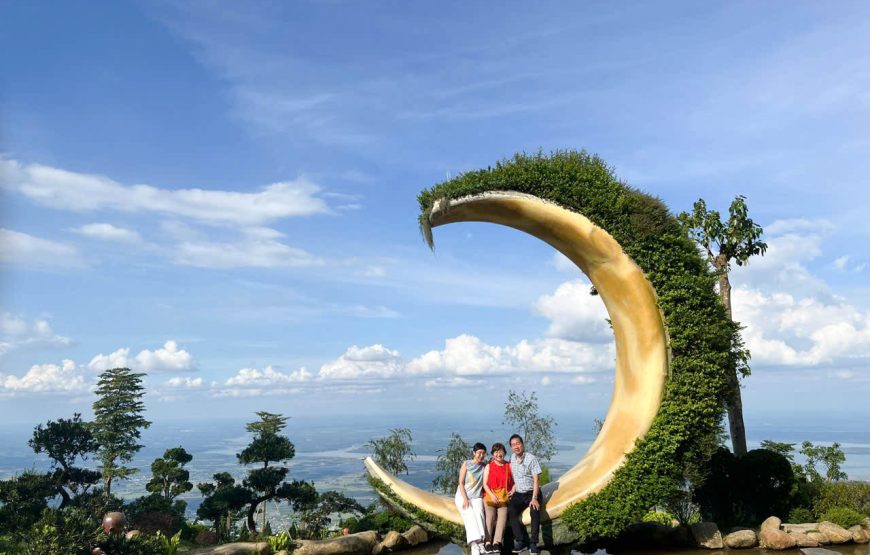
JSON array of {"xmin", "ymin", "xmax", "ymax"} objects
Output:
[{"xmin": 365, "ymin": 191, "xmax": 669, "ymax": 526}]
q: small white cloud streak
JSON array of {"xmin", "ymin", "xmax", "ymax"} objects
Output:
[
  {"xmin": 0, "ymin": 228, "xmax": 84, "ymax": 268},
  {"xmin": 73, "ymin": 223, "xmax": 143, "ymax": 243},
  {"xmin": 0, "ymin": 312, "xmax": 72, "ymax": 356}
]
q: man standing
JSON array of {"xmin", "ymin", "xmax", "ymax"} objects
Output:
[{"xmin": 507, "ymin": 434, "xmax": 542, "ymax": 554}]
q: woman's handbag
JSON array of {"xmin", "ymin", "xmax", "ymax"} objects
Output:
[{"xmin": 486, "ymin": 487, "xmax": 509, "ymax": 508}]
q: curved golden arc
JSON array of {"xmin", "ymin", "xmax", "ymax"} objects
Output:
[{"xmin": 367, "ymin": 192, "xmax": 669, "ymax": 525}]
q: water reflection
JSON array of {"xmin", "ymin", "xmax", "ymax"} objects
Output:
[{"xmin": 407, "ymin": 540, "xmax": 870, "ymax": 555}]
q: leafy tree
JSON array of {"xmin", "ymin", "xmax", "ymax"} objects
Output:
[
  {"xmin": 678, "ymin": 195, "xmax": 767, "ymax": 457},
  {"xmin": 91, "ymin": 367, "xmax": 152, "ymax": 496},
  {"xmin": 432, "ymin": 432, "xmax": 471, "ymax": 493},
  {"xmin": 503, "ymin": 390, "xmax": 557, "ymax": 462},
  {"xmin": 196, "ymin": 472, "xmax": 250, "ymax": 539},
  {"xmin": 237, "ymin": 411, "xmax": 314, "ymax": 533},
  {"xmin": 146, "ymin": 447, "xmax": 193, "ymax": 502},
  {"xmin": 294, "ymin": 490, "xmax": 365, "ymax": 539},
  {"xmin": 801, "ymin": 441, "xmax": 847, "ymax": 482},
  {"xmin": 0, "ymin": 470, "xmax": 56, "ymax": 534},
  {"xmin": 28, "ymin": 412, "xmax": 100, "ymax": 507},
  {"xmin": 368, "ymin": 428, "xmax": 415, "ymax": 475}
]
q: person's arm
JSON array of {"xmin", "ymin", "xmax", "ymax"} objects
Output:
[
  {"xmin": 529, "ymin": 471, "xmax": 540, "ymax": 510},
  {"xmin": 457, "ymin": 461, "xmax": 470, "ymax": 509},
  {"xmin": 482, "ymin": 464, "xmax": 494, "ymax": 501},
  {"xmin": 507, "ymin": 463, "xmax": 516, "ymax": 496}
]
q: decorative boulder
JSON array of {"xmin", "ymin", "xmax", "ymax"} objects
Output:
[
  {"xmin": 382, "ymin": 530, "xmax": 410, "ymax": 551},
  {"xmin": 784, "ymin": 523, "xmax": 818, "ymax": 534},
  {"xmin": 806, "ymin": 532, "xmax": 829, "ymax": 545},
  {"xmin": 294, "ymin": 531, "xmax": 380, "ymax": 555},
  {"xmin": 761, "ymin": 516, "xmax": 782, "ymax": 532},
  {"xmin": 402, "ymin": 525, "xmax": 428, "ymax": 546},
  {"xmin": 690, "ymin": 522, "xmax": 723, "ymax": 549},
  {"xmin": 187, "ymin": 543, "xmax": 270, "ymax": 555},
  {"xmin": 817, "ymin": 521, "xmax": 852, "ymax": 544},
  {"xmin": 790, "ymin": 532, "xmax": 821, "ymax": 547},
  {"xmin": 759, "ymin": 528, "xmax": 797, "ymax": 550},
  {"xmin": 102, "ymin": 512, "xmax": 126, "ymax": 535},
  {"xmin": 848, "ymin": 525, "xmax": 869, "ymax": 543},
  {"xmin": 723, "ymin": 529, "xmax": 757, "ymax": 549}
]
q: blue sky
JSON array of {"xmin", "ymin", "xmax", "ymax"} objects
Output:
[{"xmin": 1, "ymin": 1, "xmax": 869, "ymax": 427}]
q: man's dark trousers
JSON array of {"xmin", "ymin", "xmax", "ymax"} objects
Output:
[{"xmin": 508, "ymin": 491, "xmax": 540, "ymax": 546}]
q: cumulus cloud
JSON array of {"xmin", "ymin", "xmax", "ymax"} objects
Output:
[
  {"xmin": 319, "ymin": 345, "xmax": 405, "ymax": 379},
  {"xmin": 0, "ymin": 157, "xmax": 329, "ymax": 225},
  {"xmin": 533, "ymin": 280, "xmax": 611, "ymax": 342},
  {"xmin": 87, "ymin": 341, "xmax": 196, "ymax": 373},
  {"xmin": 164, "ymin": 376, "xmax": 205, "ymax": 389},
  {"xmin": 170, "ymin": 229, "xmax": 324, "ymax": 269},
  {"xmin": 73, "ymin": 223, "xmax": 143, "ymax": 243},
  {"xmin": 0, "ymin": 228, "xmax": 84, "ymax": 268},
  {"xmin": 0, "ymin": 312, "xmax": 72, "ymax": 356},
  {"xmin": 225, "ymin": 366, "xmax": 312, "ymax": 386},
  {"xmin": 1, "ymin": 359, "xmax": 88, "ymax": 393}
]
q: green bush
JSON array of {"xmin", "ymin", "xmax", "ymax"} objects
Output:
[
  {"xmin": 418, "ymin": 150, "xmax": 738, "ymax": 541},
  {"xmin": 268, "ymin": 531, "xmax": 292, "ymax": 551},
  {"xmin": 814, "ymin": 482, "xmax": 870, "ymax": 518},
  {"xmin": 787, "ymin": 507, "xmax": 814, "ymax": 524},
  {"xmin": 641, "ymin": 511, "xmax": 676, "ymax": 526},
  {"xmin": 819, "ymin": 507, "xmax": 865, "ymax": 528}
]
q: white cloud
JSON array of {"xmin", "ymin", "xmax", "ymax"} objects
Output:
[
  {"xmin": 87, "ymin": 341, "xmax": 196, "ymax": 373},
  {"xmin": 0, "ymin": 228, "xmax": 84, "ymax": 268},
  {"xmin": 571, "ymin": 375, "xmax": 597, "ymax": 384},
  {"xmin": 164, "ymin": 376, "xmax": 205, "ymax": 389},
  {"xmin": 533, "ymin": 280, "xmax": 611, "ymax": 342},
  {"xmin": 73, "ymin": 223, "xmax": 142, "ymax": 243},
  {"xmin": 540, "ymin": 376, "xmax": 551, "ymax": 386},
  {"xmin": 424, "ymin": 376, "xmax": 484, "ymax": 388},
  {"xmin": 171, "ymin": 230, "xmax": 324, "ymax": 269},
  {"xmin": 1, "ymin": 359, "xmax": 88, "ymax": 393},
  {"xmin": 833, "ymin": 255, "xmax": 850, "ymax": 270},
  {"xmin": 1, "ymin": 157, "xmax": 329, "ymax": 225},
  {"xmin": 225, "ymin": 365, "xmax": 312, "ymax": 386},
  {"xmin": 0, "ymin": 312, "xmax": 72, "ymax": 356},
  {"xmin": 319, "ymin": 345, "xmax": 405, "ymax": 379}
]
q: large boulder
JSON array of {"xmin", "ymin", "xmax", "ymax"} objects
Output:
[
  {"xmin": 806, "ymin": 532, "xmax": 829, "ymax": 545},
  {"xmin": 187, "ymin": 543, "xmax": 270, "ymax": 555},
  {"xmin": 382, "ymin": 530, "xmax": 410, "ymax": 551},
  {"xmin": 402, "ymin": 525, "xmax": 428, "ymax": 547},
  {"xmin": 723, "ymin": 529, "xmax": 757, "ymax": 549},
  {"xmin": 817, "ymin": 521, "xmax": 852, "ymax": 544},
  {"xmin": 294, "ymin": 531, "xmax": 380, "ymax": 555},
  {"xmin": 690, "ymin": 522, "xmax": 723, "ymax": 549},
  {"xmin": 791, "ymin": 532, "xmax": 821, "ymax": 547},
  {"xmin": 759, "ymin": 528, "xmax": 797, "ymax": 550},
  {"xmin": 848, "ymin": 525, "xmax": 869, "ymax": 543},
  {"xmin": 761, "ymin": 516, "xmax": 782, "ymax": 532},
  {"xmin": 784, "ymin": 523, "xmax": 818, "ymax": 534}
]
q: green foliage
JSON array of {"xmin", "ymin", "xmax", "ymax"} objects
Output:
[
  {"xmin": 125, "ymin": 493, "xmax": 186, "ymax": 536},
  {"xmin": 539, "ymin": 464, "xmax": 551, "ymax": 487},
  {"xmin": 694, "ymin": 448, "xmax": 794, "ymax": 527},
  {"xmin": 787, "ymin": 507, "xmax": 814, "ymax": 523},
  {"xmin": 29, "ymin": 413, "xmax": 100, "ymax": 507},
  {"xmin": 368, "ymin": 428, "xmax": 415, "ymax": 475},
  {"xmin": 819, "ymin": 507, "xmax": 865, "ymax": 528},
  {"xmin": 196, "ymin": 472, "xmax": 251, "ymax": 539},
  {"xmin": 801, "ymin": 441, "xmax": 848, "ymax": 482},
  {"xmin": 677, "ymin": 196, "xmax": 768, "ymax": 271},
  {"xmin": 146, "ymin": 447, "xmax": 193, "ymax": 501},
  {"xmin": 294, "ymin": 490, "xmax": 366, "ymax": 539},
  {"xmin": 813, "ymin": 481, "xmax": 870, "ymax": 518},
  {"xmin": 503, "ymin": 390, "xmax": 557, "ymax": 462},
  {"xmin": 268, "ymin": 530, "xmax": 292, "ymax": 551},
  {"xmin": 154, "ymin": 530, "xmax": 182, "ymax": 555},
  {"xmin": 641, "ymin": 510, "xmax": 676, "ymax": 526},
  {"xmin": 92, "ymin": 367, "xmax": 151, "ymax": 496},
  {"xmin": 432, "ymin": 432, "xmax": 471, "ymax": 493},
  {"xmin": 344, "ymin": 502, "xmax": 414, "ymax": 535},
  {"xmin": 0, "ymin": 470, "xmax": 56, "ymax": 534},
  {"xmin": 419, "ymin": 151, "xmax": 737, "ymax": 540},
  {"xmin": 368, "ymin": 476, "xmax": 463, "ymax": 539}
]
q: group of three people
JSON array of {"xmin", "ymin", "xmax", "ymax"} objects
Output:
[{"xmin": 455, "ymin": 434, "xmax": 543, "ymax": 555}]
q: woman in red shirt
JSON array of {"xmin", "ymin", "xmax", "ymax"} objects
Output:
[{"xmin": 482, "ymin": 442, "xmax": 515, "ymax": 553}]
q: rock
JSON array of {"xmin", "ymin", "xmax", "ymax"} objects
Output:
[
  {"xmin": 187, "ymin": 543, "xmax": 270, "ymax": 555},
  {"xmin": 761, "ymin": 516, "xmax": 782, "ymax": 532},
  {"xmin": 382, "ymin": 530, "xmax": 410, "ymax": 551},
  {"xmin": 806, "ymin": 532, "xmax": 829, "ymax": 545},
  {"xmin": 275, "ymin": 552, "xmax": 290, "ymax": 555},
  {"xmin": 791, "ymin": 532, "xmax": 821, "ymax": 547},
  {"xmin": 611, "ymin": 522, "xmax": 684, "ymax": 551},
  {"xmin": 125, "ymin": 530, "xmax": 141, "ymax": 540},
  {"xmin": 848, "ymin": 525, "xmax": 869, "ymax": 543},
  {"xmin": 784, "ymin": 523, "xmax": 819, "ymax": 534},
  {"xmin": 817, "ymin": 521, "xmax": 852, "ymax": 544},
  {"xmin": 864, "ymin": 517, "xmax": 870, "ymax": 530},
  {"xmin": 690, "ymin": 522, "xmax": 723, "ymax": 549},
  {"xmin": 196, "ymin": 529, "xmax": 220, "ymax": 545},
  {"xmin": 402, "ymin": 525, "xmax": 428, "ymax": 547},
  {"xmin": 372, "ymin": 542, "xmax": 385, "ymax": 555},
  {"xmin": 294, "ymin": 531, "xmax": 380, "ymax": 555},
  {"xmin": 759, "ymin": 528, "xmax": 797, "ymax": 550},
  {"xmin": 723, "ymin": 529, "xmax": 757, "ymax": 549}
]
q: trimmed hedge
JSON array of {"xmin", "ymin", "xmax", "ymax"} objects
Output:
[{"xmin": 417, "ymin": 151, "xmax": 739, "ymax": 541}]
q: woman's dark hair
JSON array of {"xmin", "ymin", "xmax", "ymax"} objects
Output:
[
  {"xmin": 491, "ymin": 442, "xmax": 506, "ymax": 455},
  {"xmin": 472, "ymin": 442, "xmax": 487, "ymax": 453}
]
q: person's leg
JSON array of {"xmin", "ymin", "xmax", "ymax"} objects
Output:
[
  {"xmin": 484, "ymin": 503, "xmax": 496, "ymax": 544},
  {"xmin": 471, "ymin": 497, "xmax": 486, "ymax": 544},
  {"xmin": 529, "ymin": 500, "xmax": 540, "ymax": 546},
  {"xmin": 508, "ymin": 491, "xmax": 531, "ymax": 550},
  {"xmin": 494, "ymin": 505, "xmax": 508, "ymax": 545},
  {"xmin": 456, "ymin": 491, "xmax": 484, "ymax": 545}
]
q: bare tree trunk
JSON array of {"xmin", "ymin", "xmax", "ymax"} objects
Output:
[{"xmin": 716, "ymin": 261, "xmax": 747, "ymax": 457}]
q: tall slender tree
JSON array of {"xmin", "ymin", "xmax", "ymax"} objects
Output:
[
  {"xmin": 678, "ymin": 195, "xmax": 767, "ymax": 457},
  {"xmin": 91, "ymin": 367, "xmax": 151, "ymax": 496}
]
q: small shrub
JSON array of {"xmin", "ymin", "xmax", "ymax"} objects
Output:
[
  {"xmin": 814, "ymin": 482, "xmax": 870, "ymax": 518},
  {"xmin": 787, "ymin": 507, "xmax": 814, "ymax": 524},
  {"xmin": 820, "ymin": 507, "xmax": 865, "ymax": 529},
  {"xmin": 268, "ymin": 531, "xmax": 292, "ymax": 551},
  {"xmin": 642, "ymin": 510, "xmax": 676, "ymax": 526}
]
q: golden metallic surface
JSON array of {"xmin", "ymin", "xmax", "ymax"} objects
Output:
[{"xmin": 366, "ymin": 192, "xmax": 669, "ymax": 525}]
